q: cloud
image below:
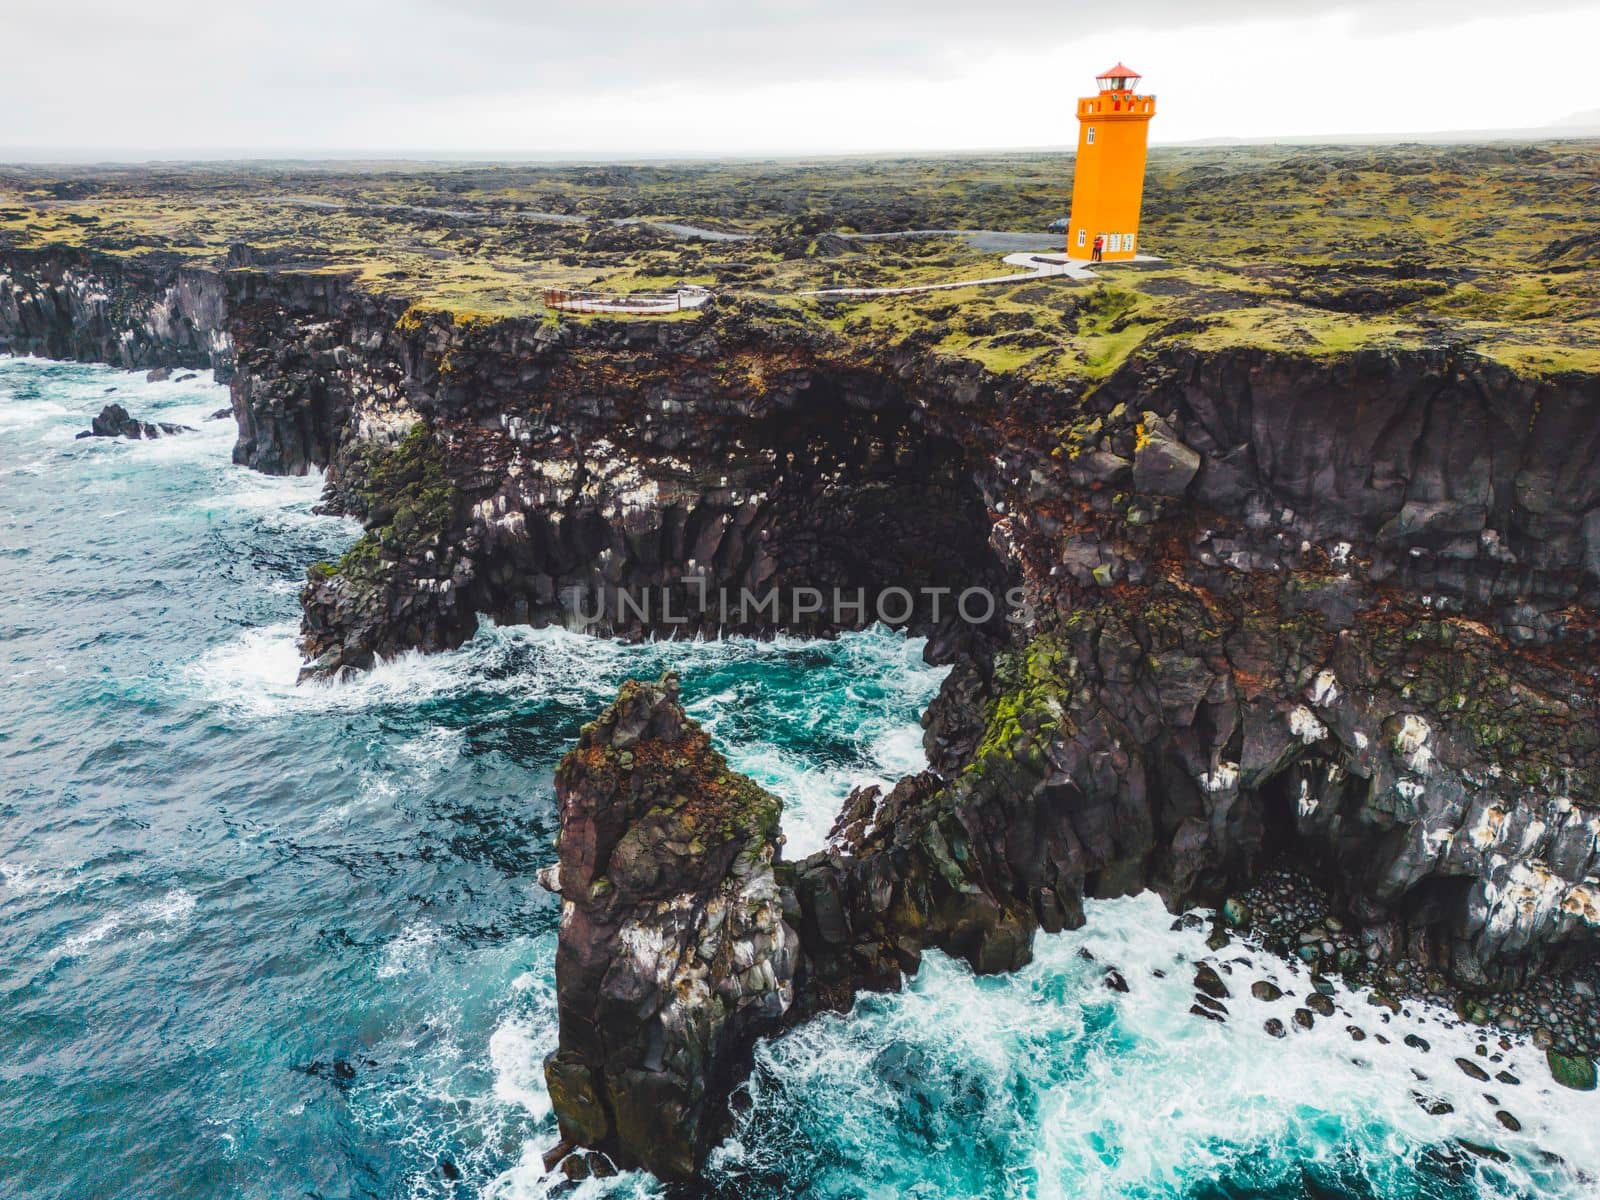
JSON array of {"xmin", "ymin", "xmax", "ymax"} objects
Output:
[
  {"xmin": 3, "ymin": 1, "xmax": 1596, "ymax": 152},
  {"xmin": 11, "ymin": 0, "xmax": 1600, "ymax": 95},
  {"xmin": 425, "ymin": 0, "xmax": 1600, "ymax": 80}
]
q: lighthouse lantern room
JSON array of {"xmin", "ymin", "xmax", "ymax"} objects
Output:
[{"xmin": 1067, "ymin": 63, "xmax": 1157, "ymax": 262}]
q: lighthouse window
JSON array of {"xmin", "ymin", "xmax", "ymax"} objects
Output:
[
  {"xmin": 1087, "ymin": 127, "xmax": 1096, "ymax": 145},
  {"xmin": 1108, "ymin": 234, "xmax": 1122, "ymax": 252},
  {"xmin": 1077, "ymin": 229, "xmax": 1087, "ymax": 247},
  {"xmin": 1125, "ymin": 233, "xmax": 1136, "ymax": 253}
]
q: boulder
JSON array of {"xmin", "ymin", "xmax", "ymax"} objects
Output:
[
  {"xmin": 1132, "ymin": 412, "xmax": 1200, "ymax": 497},
  {"xmin": 1546, "ymin": 1050, "xmax": 1598, "ymax": 1091},
  {"xmin": 1455, "ymin": 1056, "xmax": 1490, "ymax": 1082},
  {"xmin": 1194, "ymin": 963, "xmax": 1231, "ymax": 1000},
  {"xmin": 78, "ymin": 402, "xmax": 193, "ymax": 440}
]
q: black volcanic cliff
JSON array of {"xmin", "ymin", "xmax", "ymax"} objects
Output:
[
  {"xmin": 0, "ymin": 247, "xmax": 231, "ymax": 376},
  {"xmin": 5, "ymin": 246, "xmax": 1600, "ymax": 1178}
]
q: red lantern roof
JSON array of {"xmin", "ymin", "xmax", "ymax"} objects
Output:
[{"xmin": 1098, "ymin": 63, "xmax": 1141, "ymax": 80}]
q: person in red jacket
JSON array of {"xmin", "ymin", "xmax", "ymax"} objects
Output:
[{"xmin": 1092, "ymin": 234, "xmax": 1105, "ymax": 262}]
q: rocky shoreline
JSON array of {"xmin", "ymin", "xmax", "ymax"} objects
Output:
[
  {"xmin": 1223, "ymin": 865, "xmax": 1600, "ymax": 1069},
  {"xmin": 1130, "ymin": 896, "xmax": 1596, "ymax": 1174},
  {"xmin": 5, "ymin": 243, "xmax": 1599, "ymax": 1181}
]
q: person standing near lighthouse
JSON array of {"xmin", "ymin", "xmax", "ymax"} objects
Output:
[{"xmin": 1067, "ymin": 64, "xmax": 1157, "ymax": 262}]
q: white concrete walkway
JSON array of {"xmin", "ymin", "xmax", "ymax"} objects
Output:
[
  {"xmin": 796, "ymin": 253, "xmax": 1161, "ymax": 299},
  {"xmin": 539, "ymin": 235, "xmax": 1161, "ymax": 312}
]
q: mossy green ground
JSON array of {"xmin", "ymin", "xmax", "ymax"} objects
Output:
[{"xmin": 4, "ymin": 141, "xmax": 1595, "ymax": 379}]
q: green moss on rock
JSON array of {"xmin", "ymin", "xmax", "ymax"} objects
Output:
[
  {"xmin": 969, "ymin": 634, "xmax": 1075, "ymax": 777},
  {"xmin": 331, "ymin": 423, "xmax": 461, "ymax": 582},
  {"xmin": 334, "ymin": 534, "xmax": 381, "ymax": 579},
  {"xmin": 1547, "ymin": 1049, "xmax": 1598, "ymax": 1091}
]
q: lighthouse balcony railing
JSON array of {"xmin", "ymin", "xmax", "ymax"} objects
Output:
[{"xmin": 1082, "ymin": 95, "xmax": 1156, "ymax": 114}]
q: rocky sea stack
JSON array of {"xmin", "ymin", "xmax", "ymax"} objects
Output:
[{"xmin": 541, "ymin": 673, "xmax": 795, "ymax": 1182}]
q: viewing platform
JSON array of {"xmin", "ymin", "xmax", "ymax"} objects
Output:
[{"xmin": 542, "ymin": 285, "xmax": 711, "ymax": 315}]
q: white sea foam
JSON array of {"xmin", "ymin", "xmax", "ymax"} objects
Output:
[
  {"xmin": 0, "ymin": 860, "xmax": 79, "ymax": 900},
  {"xmin": 190, "ymin": 619, "xmax": 940, "ymax": 860},
  {"xmin": 186, "ymin": 622, "xmax": 308, "ymax": 713},
  {"xmin": 321, "ymin": 774, "xmax": 396, "ymax": 832},
  {"xmin": 687, "ymin": 624, "xmax": 946, "ymax": 856},
  {"xmin": 1030, "ymin": 906, "xmax": 1587, "ymax": 1199},
  {"xmin": 108, "ymin": 414, "xmax": 236, "ymax": 467},
  {"xmin": 0, "ymin": 397, "xmax": 71, "ymax": 430},
  {"xmin": 396, "ymin": 725, "xmax": 467, "ymax": 769},
  {"xmin": 724, "ymin": 745, "xmax": 876, "ymax": 857},
  {"xmin": 493, "ymin": 967, "xmax": 558, "ymax": 1108},
  {"xmin": 0, "ymin": 358, "xmax": 229, "ymax": 443},
  {"xmin": 353, "ymin": 935, "xmax": 573, "ymax": 1200},
  {"xmin": 190, "ymin": 618, "xmax": 934, "ymax": 725},
  {"xmin": 307, "ymin": 727, "xmax": 468, "ymax": 832},
  {"xmin": 377, "ymin": 920, "xmax": 443, "ymax": 980},
  {"xmin": 488, "ymin": 1147, "xmax": 660, "ymax": 1200},
  {"xmin": 54, "ymin": 887, "xmax": 197, "ymax": 960},
  {"xmin": 488, "ymin": 1016, "xmax": 555, "ymax": 1122},
  {"xmin": 390, "ymin": 890, "xmax": 1600, "ymax": 1199},
  {"xmin": 205, "ymin": 464, "xmax": 333, "ymax": 517},
  {"xmin": 711, "ymin": 891, "xmax": 1600, "ymax": 1199},
  {"xmin": 187, "ymin": 622, "xmax": 496, "ymax": 716},
  {"xmin": 717, "ymin": 743, "xmax": 930, "ymax": 859}
]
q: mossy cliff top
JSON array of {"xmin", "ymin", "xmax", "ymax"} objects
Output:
[{"xmin": 4, "ymin": 140, "xmax": 1595, "ymax": 381}]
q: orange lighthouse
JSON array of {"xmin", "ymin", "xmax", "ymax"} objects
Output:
[{"xmin": 1067, "ymin": 64, "xmax": 1157, "ymax": 262}]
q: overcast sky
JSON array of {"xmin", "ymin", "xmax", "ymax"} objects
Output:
[{"xmin": 5, "ymin": 0, "xmax": 1599, "ymax": 158}]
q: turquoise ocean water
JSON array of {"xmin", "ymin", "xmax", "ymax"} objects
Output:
[{"xmin": 2, "ymin": 359, "xmax": 1595, "ymax": 1200}]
